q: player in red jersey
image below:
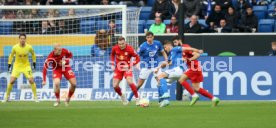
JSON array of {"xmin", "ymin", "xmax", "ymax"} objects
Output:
[
  {"xmin": 42, "ymin": 44, "xmax": 76, "ymax": 107},
  {"xmin": 110, "ymin": 37, "xmax": 140, "ymax": 105},
  {"xmin": 172, "ymin": 36, "xmax": 220, "ymax": 107}
]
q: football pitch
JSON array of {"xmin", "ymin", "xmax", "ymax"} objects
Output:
[{"xmin": 0, "ymin": 101, "xmax": 276, "ymax": 128}]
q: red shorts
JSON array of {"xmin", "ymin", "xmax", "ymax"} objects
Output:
[
  {"xmin": 113, "ymin": 69, "xmax": 133, "ymax": 80},
  {"xmin": 184, "ymin": 69, "xmax": 203, "ymax": 83},
  {"xmin": 53, "ymin": 67, "xmax": 76, "ymax": 80}
]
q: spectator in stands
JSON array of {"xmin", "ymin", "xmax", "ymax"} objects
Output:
[
  {"xmin": 235, "ymin": 0, "xmax": 250, "ymax": 17},
  {"xmin": 150, "ymin": 0, "xmax": 173, "ymax": 20},
  {"xmin": 248, "ymin": 0, "xmax": 257, "ymax": 6},
  {"xmin": 40, "ymin": 0, "xmax": 63, "ymax": 5},
  {"xmin": 238, "ymin": 6, "xmax": 258, "ymax": 32},
  {"xmin": 185, "ymin": 15, "xmax": 202, "ymax": 33},
  {"xmin": 201, "ymin": 0, "xmax": 216, "ymax": 19},
  {"xmin": 268, "ymin": 41, "xmax": 276, "ymax": 56},
  {"xmin": 56, "ymin": 20, "xmax": 66, "ymax": 34},
  {"xmin": 63, "ymin": 0, "xmax": 77, "ymax": 5},
  {"xmin": 216, "ymin": 19, "xmax": 232, "ymax": 33},
  {"xmin": 257, "ymin": 0, "xmax": 270, "ymax": 6},
  {"xmin": 23, "ymin": 0, "xmax": 38, "ymax": 5},
  {"xmin": 169, "ymin": 0, "xmax": 180, "ymax": 18},
  {"xmin": 166, "ymin": 15, "xmax": 178, "ymax": 33},
  {"xmin": 149, "ymin": 17, "xmax": 166, "ymax": 34},
  {"xmin": 183, "ymin": 0, "xmax": 201, "ymax": 18},
  {"xmin": 39, "ymin": 21, "xmax": 53, "ymax": 34},
  {"xmin": 0, "ymin": 0, "xmax": 4, "ymax": 5},
  {"xmin": 28, "ymin": 9, "xmax": 42, "ymax": 19},
  {"xmin": 66, "ymin": 9, "xmax": 80, "ymax": 33},
  {"xmin": 215, "ymin": 0, "xmax": 232, "ymax": 14},
  {"xmin": 268, "ymin": 7, "xmax": 276, "ymax": 18},
  {"xmin": 2, "ymin": 10, "xmax": 16, "ymax": 19},
  {"xmin": 91, "ymin": 29, "xmax": 112, "ymax": 57},
  {"xmin": 225, "ymin": 6, "xmax": 238, "ymax": 30},
  {"xmin": 206, "ymin": 4, "xmax": 225, "ymax": 27},
  {"xmin": 110, "ymin": 0, "xmax": 145, "ymax": 6},
  {"xmin": 4, "ymin": 0, "xmax": 17, "ymax": 5},
  {"xmin": 107, "ymin": 19, "xmax": 118, "ymax": 35},
  {"xmin": 100, "ymin": 0, "xmax": 110, "ymax": 5},
  {"xmin": 13, "ymin": 10, "xmax": 26, "ymax": 34}
]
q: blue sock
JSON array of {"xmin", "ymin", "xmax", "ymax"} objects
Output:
[
  {"xmin": 128, "ymin": 86, "xmax": 141, "ymax": 101},
  {"xmin": 157, "ymin": 86, "xmax": 163, "ymax": 103},
  {"xmin": 160, "ymin": 79, "xmax": 168, "ymax": 94}
]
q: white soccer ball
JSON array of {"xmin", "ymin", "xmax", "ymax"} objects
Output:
[{"xmin": 139, "ymin": 98, "xmax": 150, "ymax": 107}]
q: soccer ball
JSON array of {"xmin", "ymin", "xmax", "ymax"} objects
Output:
[{"xmin": 139, "ymin": 98, "xmax": 150, "ymax": 107}]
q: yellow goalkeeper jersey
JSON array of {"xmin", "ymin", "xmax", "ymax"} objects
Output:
[{"xmin": 8, "ymin": 43, "xmax": 36, "ymax": 68}]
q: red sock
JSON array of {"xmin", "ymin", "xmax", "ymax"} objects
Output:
[
  {"xmin": 114, "ymin": 86, "xmax": 122, "ymax": 96},
  {"xmin": 198, "ymin": 88, "xmax": 214, "ymax": 99},
  {"xmin": 129, "ymin": 83, "xmax": 138, "ymax": 98},
  {"xmin": 181, "ymin": 81, "xmax": 195, "ymax": 95},
  {"xmin": 55, "ymin": 92, "xmax": 60, "ymax": 100},
  {"xmin": 68, "ymin": 90, "xmax": 75, "ymax": 99}
]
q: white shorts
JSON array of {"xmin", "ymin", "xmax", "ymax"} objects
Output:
[
  {"xmin": 164, "ymin": 67, "xmax": 183, "ymax": 83},
  {"xmin": 139, "ymin": 68, "xmax": 161, "ymax": 79}
]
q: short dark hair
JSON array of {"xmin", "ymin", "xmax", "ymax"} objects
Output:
[
  {"xmin": 172, "ymin": 36, "xmax": 181, "ymax": 42},
  {"xmin": 118, "ymin": 36, "xmax": 125, "ymax": 41},
  {"xmin": 163, "ymin": 40, "xmax": 173, "ymax": 46},
  {"xmin": 19, "ymin": 33, "xmax": 26, "ymax": 38},
  {"xmin": 109, "ymin": 19, "xmax": 115, "ymax": 24},
  {"xmin": 146, "ymin": 31, "xmax": 154, "ymax": 37}
]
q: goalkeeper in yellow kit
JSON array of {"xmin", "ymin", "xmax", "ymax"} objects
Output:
[{"xmin": 3, "ymin": 34, "xmax": 38, "ymax": 102}]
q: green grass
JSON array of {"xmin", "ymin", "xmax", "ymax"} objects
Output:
[{"xmin": 0, "ymin": 101, "xmax": 276, "ymax": 128}]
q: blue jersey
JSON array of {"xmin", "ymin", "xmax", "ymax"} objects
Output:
[
  {"xmin": 168, "ymin": 46, "xmax": 184, "ymax": 69},
  {"xmin": 91, "ymin": 44, "xmax": 111, "ymax": 57},
  {"xmin": 138, "ymin": 40, "xmax": 164, "ymax": 68}
]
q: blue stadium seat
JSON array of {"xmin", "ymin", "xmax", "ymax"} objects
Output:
[
  {"xmin": 80, "ymin": 20, "xmax": 96, "ymax": 34},
  {"xmin": 147, "ymin": 0, "xmax": 155, "ymax": 6},
  {"xmin": 115, "ymin": 20, "xmax": 122, "ymax": 33},
  {"xmin": 198, "ymin": 19, "xmax": 208, "ymax": 28},
  {"xmin": 140, "ymin": 6, "xmax": 152, "ymax": 20},
  {"xmin": 253, "ymin": 6, "xmax": 267, "ymax": 19},
  {"xmin": 163, "ymin": 20, "xmax": 171, "ymax": 25},
  {"xmin": 146, "ymin": 20, "xmax": 155, "ymax": 29},
  {"xmin": 0, "ymin": 21, "xmax": 13, "ymax": 35},
  {"xmin": 258, "ymin": 19, "xmax": 274, "ymax": 32},
  {"xmin": 138, "ymin": 20, "xmax": 145, "ymax": 33},
  {"xmin": 97, "ymin": 20, "xmax": 109, "ymax": 30}
]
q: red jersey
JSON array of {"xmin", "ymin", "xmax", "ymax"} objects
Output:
[
  {"xmin": 110, "ymin": 44, "xmax": 140, "ymax": 69},
  {"xmin": 182, "ymin": 44, "xmax": 201, "ymax": 70},
  {"xmin": 43, "ymin": 48, "xmax": 73, "ymax": 81}
]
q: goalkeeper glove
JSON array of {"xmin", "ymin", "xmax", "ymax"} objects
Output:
[
  {"xmin": 8, "ymin": 64, "xmax": 12, "ymax": 73},
  {"xmin": 32, "ymin": 62, "xmax": 36, "ymax": 72}
]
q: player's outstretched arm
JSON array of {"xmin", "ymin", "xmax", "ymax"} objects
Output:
[
  {"xmin": 110, "ymin": 47, "xmax": 116, "ymax": 70},
  {"xmin": 182, "ymin": 47, "xmax": 203, "ymax": 54},
  {"xmin": 189, "ymin": 52, "xmax": 201, "ymax": 61}
]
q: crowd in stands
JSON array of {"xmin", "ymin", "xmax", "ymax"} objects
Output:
[{"xmin": 1, "ymin": 0, "xmax": 276, "ymax": 34}]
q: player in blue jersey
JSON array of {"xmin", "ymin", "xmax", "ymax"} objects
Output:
[
  {"xmin": 155, "ymin": 40, "xmax": 202, "ymax": 107},
  {"xmin": 128, "ymin": 32, "xmax": 168, "ymax": 104}
]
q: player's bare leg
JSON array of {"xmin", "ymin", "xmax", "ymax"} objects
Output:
[
  {"xmin": 192, "ymin": 82, "xmax": 220, "ymax": 107},
  {"xmin": 113, "ymin": 78, "xmax": 128, "ymax": 105},
  {"xmin": 3, "ymin": 77, "xmax": 16, "ymax": 102},
  {"xmin": 126, "ymin": 76, "xmax": 139, "ymax": 105},
  {"xmin": 28, "ymin": 77, "xmax": 38, "ymax": 102},
  {"xmin": 53, "ymin": 78, "xmax": 61, "ymax": 107},
  {"xmin": 178, "ymin": 74, "xmax": 199, "ymax": 106},
  {"xmin": 65, "ymin": 78, "xmax": 77, "ymax": 107}
]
